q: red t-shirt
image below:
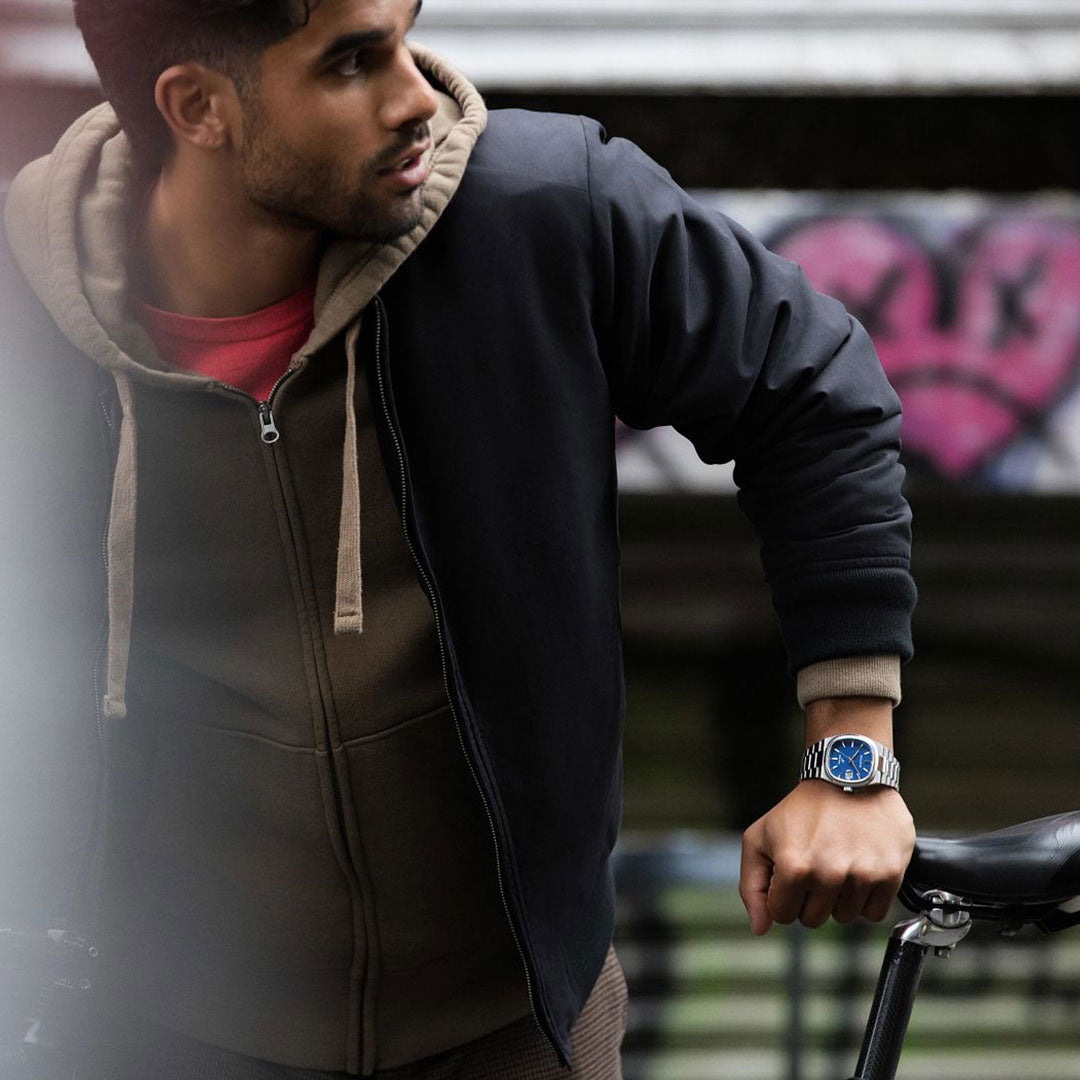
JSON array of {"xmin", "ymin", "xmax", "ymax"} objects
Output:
[{"xmin": 134, "ymin": 285, "xmax": 316, "ymax": 402}]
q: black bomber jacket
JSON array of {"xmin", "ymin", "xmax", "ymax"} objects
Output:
[{"xmin": 0, "ymin": 106, "xmax": 916, "ymax": 1070}]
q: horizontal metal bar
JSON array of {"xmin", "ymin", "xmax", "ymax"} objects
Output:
[
  {"xmin": 5, "ymin": 1, "xmax": 1080, "ymax": 91},
  {"xmin": 9, "ymin": 0, "xmax": 1080, "ymax": 30}
]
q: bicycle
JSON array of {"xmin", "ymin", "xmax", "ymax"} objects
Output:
[{"xmin": 847, "ymin": 809, "xmax": 1080, "ymax": 1080}]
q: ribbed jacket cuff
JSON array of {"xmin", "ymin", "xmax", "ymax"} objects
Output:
[
  {"xmin": 772, "ymin": 564, "xmax": 916, "ymax": 678},
  {"xmin": 796, "ymin": 655, "xmax": 901, "ymax": 709}
]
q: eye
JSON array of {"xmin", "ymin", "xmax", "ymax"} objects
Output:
[{"xmin": 334, "ymin": 50, "xmax": 369, "ymax": 78}]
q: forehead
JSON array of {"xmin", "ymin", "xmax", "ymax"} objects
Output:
[{"xmin": 294, "ymin": 0, "xmax": 419, "ymax": 46}]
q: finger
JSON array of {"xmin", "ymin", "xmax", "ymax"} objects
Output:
[
  {"xmin": 739, "ymin": 830, "xmax": 775, "ymax": 937},
  {"xmin": 795, "ymin": 873, "xmax": 845, "ymax": 929},
  {"xmin": 833, "ymin": 874, "xmax": 876, "ymax": 925},
  {"xmin": 766, "ymin": 860, "xmax": 813, "ymax": 927},
  {"xmin": 863, "ymin": 879, "xmax": 903, "ymax": 924}
]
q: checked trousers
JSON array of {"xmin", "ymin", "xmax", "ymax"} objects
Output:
[{"xmin": 80, "ymin": 948, "xmax": 628, "ymax": 1080}]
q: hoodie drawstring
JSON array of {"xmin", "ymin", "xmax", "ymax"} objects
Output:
[
  {"xmin": 334, "ymin": 321, "xmax": 364, "ymax": 635},
  {"xmin": 101, "ymin": 326, "xmax": 363, "ymax": 725},
  {"xmin": 103, "ymin": 371, "xmax": 137, "ymax": 720}
]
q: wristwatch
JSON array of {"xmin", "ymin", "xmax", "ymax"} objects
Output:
[{"xmin": 800, "ymin": 734, "xmax": 901, "ymax": 793}]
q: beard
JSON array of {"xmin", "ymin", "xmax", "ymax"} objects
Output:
[{"xmin": 237, "ymin": 102, "xmax": 429, "ymax": 243}]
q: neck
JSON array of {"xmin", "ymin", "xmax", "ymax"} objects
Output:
[{"xmin": 134, "ymin": 152, "xmax": 322, "ymax": 318}]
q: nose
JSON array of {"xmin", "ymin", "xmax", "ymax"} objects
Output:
[{"xmin": 379, "ymin": 46, "xmax": 440, "ymax": 132}]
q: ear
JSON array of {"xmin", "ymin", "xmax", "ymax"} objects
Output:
[{"xmin": 154, "ymin": 63, "xmax": 239, "ymax": 152}]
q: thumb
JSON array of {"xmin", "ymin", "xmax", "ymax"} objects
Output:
[{"xmin": 739, "ymin": 825, "xmax": 775, "ymax": 937}]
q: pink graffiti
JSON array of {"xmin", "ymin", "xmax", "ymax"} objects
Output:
[{"xmin": 772, "ymin": 216, "xmax": 1080, "ymax": 480}]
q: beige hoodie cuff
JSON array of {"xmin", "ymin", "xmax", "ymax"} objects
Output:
[{"xmin": 796, "ymin": 655, "xmax": 901, "ymax": 709}]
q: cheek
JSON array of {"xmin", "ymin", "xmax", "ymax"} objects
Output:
[
  {"xmin": 249, "ymin": 79, "xmax": 386, "ymax": 181},
  {"xmin": 296, "ymin": 115, "xmax": 381, "ymax": 177},
  {"xmin": 303, "ymin": 85, "xmax": 383, "ymax": 157}
]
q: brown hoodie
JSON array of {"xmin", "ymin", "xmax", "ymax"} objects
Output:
[{"xmin": 3, "ymin": 47, "xmax": 531, "ymax": 1075}]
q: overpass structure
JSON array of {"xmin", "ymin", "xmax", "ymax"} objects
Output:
[{"xmin": 3, "ymin": 0, "xmax": 1080, "ymax": 92}]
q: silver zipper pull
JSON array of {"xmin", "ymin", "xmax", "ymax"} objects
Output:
[{"xmin": 259, "ymin": 403, "xmax": 280, "ymax": 444}]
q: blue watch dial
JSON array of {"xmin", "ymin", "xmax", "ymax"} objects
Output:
[{"xmin": 827, "ymin": 738, "xmax": 875, "ymax": 784}]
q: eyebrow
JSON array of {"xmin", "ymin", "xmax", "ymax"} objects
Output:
[{"xmin": 318, "ymin": 0, "xmax": 423, "ymax": 64}]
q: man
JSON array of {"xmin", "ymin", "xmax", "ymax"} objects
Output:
[{"xmin": 0, "ymin": 0, "xmax": 916, "ymax": 1076}]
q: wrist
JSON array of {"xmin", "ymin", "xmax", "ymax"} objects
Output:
[{"xmin": 805, "ymin": 696, "xmax": 894, "ymax": 750}]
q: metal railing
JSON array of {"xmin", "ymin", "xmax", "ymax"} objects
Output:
[
  {"xmin": 5, "ymin": 0, "xmax": 1080, "ymax": 91},
  {"xmin": 613, "ymin": 834, "xmax": 1080, "ymax": 1080}
]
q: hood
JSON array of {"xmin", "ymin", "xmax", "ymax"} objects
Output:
[
  {"xmin": 3, "ymin": 44, "xmax": 486, "ymax": 381},
  {"xmin": 3, "ymin": 46, "xmax": 487, "ymax": 722}
]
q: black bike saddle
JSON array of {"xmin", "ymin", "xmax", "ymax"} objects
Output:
[{"xmin": 900, "ymin": 811, "xmax": 1080, "ymax": 930}]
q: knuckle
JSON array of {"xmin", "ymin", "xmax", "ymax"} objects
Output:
[
  {"xmin": 825, "ymin": 869, "xmax": 850, "ymax": 891},
  {"xmin": 777, "ymin": 854, "xmax": 812, "ymax": 881},
  {"xmin": 810, "ymin": 867, "xmax": 847, "ymax": 892},
  {"xmin": 878, "ymin": 862, "xmax": 906, "ymax": 889},
  {"xmin": 851, "ymin": 858, "xmax": 902, "ymax": 889},
  {"xmin": 847, "ymin": 863, "xmax": 881, "ymax": 888}
]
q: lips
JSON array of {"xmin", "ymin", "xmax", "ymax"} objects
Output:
[{"xmin": 377, "ymin": 142, "xmax": 431, "ymax": 189}]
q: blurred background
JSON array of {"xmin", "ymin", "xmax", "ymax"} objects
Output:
[{"xmin": 3, "ymin": 1, "xmax": 1079, "ymax": 1077}]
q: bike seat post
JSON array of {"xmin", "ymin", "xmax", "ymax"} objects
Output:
[
  {"xmin": 848, "ymin": 926, "xmax": 929, "ymax": 1080},
  {"xmin": 850, "ymin": 894, "xmax": 972, "ymax": 1080}
]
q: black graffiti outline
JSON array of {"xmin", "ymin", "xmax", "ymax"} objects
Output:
[{"xmin": 991, "ymin": 255, "xmax": 1046, "ymax": 350}]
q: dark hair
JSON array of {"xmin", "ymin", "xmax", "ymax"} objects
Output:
[{"xmin": 74, "ymin": 0, "xmax": 321, "ymax": 161}]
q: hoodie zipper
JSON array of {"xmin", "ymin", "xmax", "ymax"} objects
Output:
[
  {"xmin": 258, "ymin": 404, "xmax": 281, "ymax": 444},
  {"xmin": 217, "ymin": 367, "xmax": 357, "ymax": 833},
  {"xmin": 218, "ymin": 367, "xmax": 369, "ymax": 1070},
  {"xmin": 369, "ymin": 298, "xmax": 558, "ymax": 1060},
  {"xmin": 217, "ymin": 367, "xmax": 295, "ymax": 441}
]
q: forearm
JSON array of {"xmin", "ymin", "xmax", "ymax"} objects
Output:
[{"xmin": 805, "ymin": 695, "xmax": 895, "ymax": 750}]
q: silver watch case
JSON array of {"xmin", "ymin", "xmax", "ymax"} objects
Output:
[{"xmin": 800, "ymin": 733, "xmax": 901, "ymax": 793}]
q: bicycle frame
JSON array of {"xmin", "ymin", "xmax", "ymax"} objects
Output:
[
  {"xmin": 845, "ymin": 893, "xmax": 972, "ymax": 1080},
  {"xmin": 845, "ymin": 810, "xmax": 1080, "ymax": 1080}
]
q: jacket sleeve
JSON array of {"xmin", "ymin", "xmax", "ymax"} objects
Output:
[{"xmin": 583, "ymin": 119, "xmax": 915, "ymax": 674}]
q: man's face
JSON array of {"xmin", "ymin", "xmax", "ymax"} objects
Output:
[{"xmin": 236, "ymin": 0, "xmax": 439, "ymax": 242}]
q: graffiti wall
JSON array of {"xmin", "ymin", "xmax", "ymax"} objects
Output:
[{"xmin": 616, "ymin": 193, "xmax": 1080, "ymax": 493}]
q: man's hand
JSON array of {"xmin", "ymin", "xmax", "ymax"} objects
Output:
[
  {"xmin": 738, "ymin": 695, "xmax": 916, "ymax": 936},
  {"xmin": 739, "ymin": 781, "xmax": 915, "ymax": 935}
]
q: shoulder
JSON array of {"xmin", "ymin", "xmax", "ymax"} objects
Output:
[
  {"xmin": 432, "ymin": 109, "xmax": 602, "ymax": 252},
  {"xmin": 0, "ymin": 192, "xmax": 49, "ymax": 343},
  {"xmin": 465, "ymin": 108, "xmax": 601, "ymax": 196},
  {"xmin": 0, "ymin": 193, "xmax": 102, "ymax": 424},
  {"xmin": 465, "ymin": 109, "xmax": 690, "ymax": 221},
  {"xmin": 455, "ymin": 108, "xmax": 686, "ymax": 236},
  {"xmin": 1, "ymin": 190, "xmax": 70, "ymax": 354},
  {"xmin": 0, "ymin": 192, "xmax": 25, "ymax": 297}
]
